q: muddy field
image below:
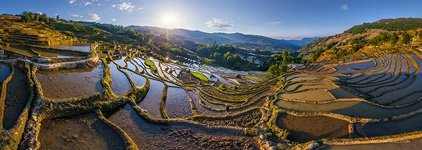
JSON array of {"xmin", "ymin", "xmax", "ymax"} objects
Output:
[
  {"xmin": 39, "ymin": 113, "xmax": 125, "ymax": 150},
  {"xmin": 276, "ymin": 113, "xmax": 350, "ymax": 142}
]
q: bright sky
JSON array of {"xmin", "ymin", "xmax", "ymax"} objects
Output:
[{"xmin": 1, "ymin": 0, "xmax": 422, "ymax": 39}]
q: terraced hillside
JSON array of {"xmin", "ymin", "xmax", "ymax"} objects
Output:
[
  {"xmin": 276, "ymin": 49, "xmax": 422, "ymax": 149},
  {"xmin": 301, "ymin": 18, "xmax": 422, "ymax": 63},
  {"xmin": 0, "ymin": 15, "xmax": 75, "ymax": 47},
  {"xmin": 0, "ymin": 44, "xmax": 277, "ymax": 149},
  {"xmin": 1, "ymin": 40, "xmax": 422, "ymax": 149}
]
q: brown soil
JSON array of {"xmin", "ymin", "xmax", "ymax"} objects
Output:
[
  {"xmin": 276, "ymin": 113, "xmax": 350, "ymax": 142},
  {"xmin": 39, "ymin": 113, "xmax": 125, "ymax": 150},
  {"xmin": 191, "ymin": 109, "xmax": 262, "ymax": 128}
]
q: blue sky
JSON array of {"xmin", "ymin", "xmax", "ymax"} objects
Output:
[{"xmin": 1, "ymin": 0, "xmax": 422, "ymax": 39}]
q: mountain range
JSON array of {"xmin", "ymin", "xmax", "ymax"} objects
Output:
[{"xmin": 127, "ymin": 26, "xmax": 318, "ymax": 51}]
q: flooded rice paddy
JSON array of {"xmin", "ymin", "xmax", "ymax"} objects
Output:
[
  {"xmin": 138, "ymin": 79, "xmax": 164, "ymax": 118},
  {"xmin": 3, "ymin": 66, "xmax": 30, "ymax": 129},
  {"xmin": 35, "ymin": 64, "xmax": 104, "ymax": 99},
  {"xmin": 276, "ymin": 113, "xmax": 350, "ymax": 142},
  {"xmin": 0, "ymin": 63, "xmax": 11, "ymax": 81},
  {"xmin": 274, "ymin": 51, "xmax": 422, "ymax": 148},
  {"xmin": 2, "ymin": 48, "xmax": 422, "ymax": 149},
  {"xmin": 165, "ymin": 87, "xmax": 192, "ymax": 118},
  {"xmin": 108, "ymin": 62, "xmax": 132, "ymax": 95}
]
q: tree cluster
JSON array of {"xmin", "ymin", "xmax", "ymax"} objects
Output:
[
  {"xmin": 20, "ymin": 12, "xmax": 50, "ymax": 23},
  {"xmin": 196, "ymin": 43, "xmax": 258, "ymax": 70},
  {"xmin": 267, "ymin": 50, "xmax": 299, "ymax": 76}
]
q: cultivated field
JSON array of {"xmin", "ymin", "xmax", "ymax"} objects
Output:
[{"xmin": 1, "ymin": 43, "xmax": 421, "ymax": 150}]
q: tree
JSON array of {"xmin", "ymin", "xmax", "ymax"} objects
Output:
[
  {"xmin": 34, "ymin": 13, "xmax": 40, "ymax": 22},
  {"xmin": 268, "ymin": 65, "xmax": 280, "ymax": 76},
  {"xmin": 402, "ymin": 32, "xmax": 411, "ymax": 44},
  {"xmin": 28, "ymin": 13, "xmax": 34, "ymax": 22},
  {"xmin": 390, "ymin": 33, "xmax": 399, "ymax": 45},
  {"xmin": 224, "ymin": 51, "xmax": 231, "ymax": 59},
  {"xmin": 280, "ymin": 50, "xmax": 288, "ymax": 73},
  {"xmin": 20, "ymin": 11, "xmax": 31, "ymax": 22},
  {"xmin": 267, "ymin": 50, "xmax": 290, "ymax": 76},
  {"xmin": 40, "ymin": 14, "xmax": 49, "ymax": 23}
]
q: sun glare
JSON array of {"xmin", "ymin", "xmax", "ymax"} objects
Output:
[{"xmin": 160, "ymin": 13, "xmax": 178, "ymax": 28}]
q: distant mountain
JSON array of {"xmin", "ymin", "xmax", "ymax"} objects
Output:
[
  {"xmin": 286, "ymin": 37, "xmax": 320, "ymax": 47},
  {"xmin": 127, "ymin": 26, "xmax": 316, "ymax": 51}
]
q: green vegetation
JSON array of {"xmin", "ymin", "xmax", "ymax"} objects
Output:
[
  {"xmin": 267, "ymin": 50, "xmax": 301, "ymax": 76},
  {"xmin": 0, "ymin": 14, "xmax": 74, "ymax": 47},
  {"xmin": 217, "ymin": 83, "xmax": 227, "ymax": 91},
  {"xmin": 302, "ymin": 18, "xmax": 422, "ymax": 63},
  {"xmin": 145, "ymin": 60, "xmax": 157, "ymax": 72},
  {"xmin": 191, "ymin": 72, "xmax": 208, "ymax": 82},
  {"xmin": 346, "ymin": 18, "xmax": 422, "ymax": 34},
  {"xmin": 196, "ymin": 44, "xmax": 266, "ymax": 71},
  {"xmin": 20, "ymin": 11, "xmax": 50, "ymax": 23}
]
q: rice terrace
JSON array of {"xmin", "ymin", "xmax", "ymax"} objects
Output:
[{"xmin": 0, "ymin": 0, "xmax": 422, "ymax": 150}]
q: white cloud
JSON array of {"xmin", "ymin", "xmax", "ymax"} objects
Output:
[
  {"xmin": 70, "ymin": 14, "xmax": 84, "ymax": 19},
  {"xmin": 70, "ymin": 13, "xmax": 100, "ymax": 22},
  {"xmin": 341, "ymin": 4, "xmax": 348, "ymax": 10},
  {"xmin": 112, "ymin": 18, "xmax": 116, "ymax": 22},
  {"xmin": 206, "ymin": 18, "xmax": 233, "ymax": 31},
  {"xmin": 268, "ymin": 21, "xmax": 282, "ymax": 25},
  {"xmin": 112, "ymin": 2, "xmax": 135, "ymax": 13},
  {"xmin": 86, "ymin": 13, "xmax": 101, "ymax": 21},
  {"xmin": 68, "ymin": 0, "xmax": 77, "ymax": 4},
  {"xmin": 84, "ymin": 2, "xmax": 92, "ymax": 6}
]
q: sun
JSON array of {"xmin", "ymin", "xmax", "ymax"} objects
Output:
[{"xmin": 160, "ymin": 13, "xmax": 178, "ymax": 28}]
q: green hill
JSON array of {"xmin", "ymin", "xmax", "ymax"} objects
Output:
[
  {"xmin": 301, "ymin": 18, "xmax": 422, "ymax": 63},
  {"xmin": 346, "ymin": 18, "xmax": 422, "ymax": 34}
]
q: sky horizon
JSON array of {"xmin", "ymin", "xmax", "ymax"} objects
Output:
[{"xmin": 1, "ymin": 0, "xmax": 422, "ymax": 40}]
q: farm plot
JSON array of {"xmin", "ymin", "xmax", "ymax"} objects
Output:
[
  {"xmin": 39, "ymin": 113, "xmax": 125, "ymax": 150},
  {"xmin": 276, "ymin": 113, "xmax": 350, "ymax": 142},
  {"xmin": 35, "ymin": 63, "xmax": 104, "ymax": 99}
]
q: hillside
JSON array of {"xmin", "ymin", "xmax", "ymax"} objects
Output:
[
  {"xmin": 127, "ymin": 26, "xmax": 313, "ymax": 50},
  {"xmin": 0, "ymin": 15, "xmax": 75, "ymax": 47},
  {"xmin": 301, "ymin": 18, "xmax": 422, "ymax": 63}
]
